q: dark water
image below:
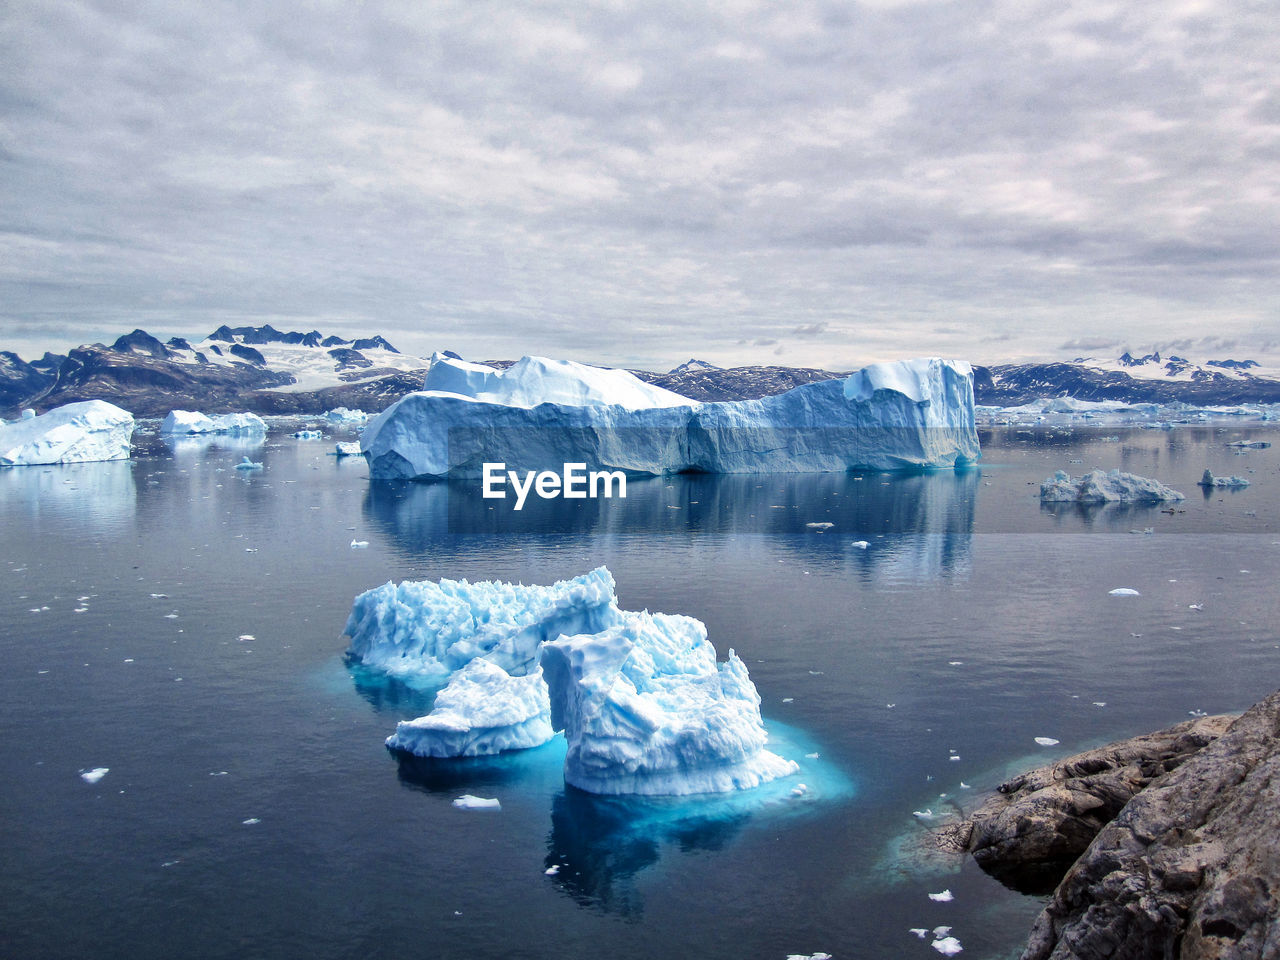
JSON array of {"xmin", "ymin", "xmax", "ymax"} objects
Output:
[{"xmin": 2, "ymin": 421, "xmax": 1278, "ymax": 960}]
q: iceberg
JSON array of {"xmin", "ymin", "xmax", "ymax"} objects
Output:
[
  {"xmin": 344, "ymin": 566, "xmax": 617, "ymax": 682},
  {"xmin": 324, "ymin": 407, "xmax": 369, "ymax": 423},
  {"xmin": 385, "ymin": 659, "xmax": 554, "ymax": 757},
  {"xmin": 335, "ymin": 441, "xmax": 363, "ymax": 457},
  {"xmin": 159, "ymin": 410, "xmax": 266, "ymax": 435},
  {"xmin": 1198, "ymin": 469, "xmax": 1249, "ymax": 488},
  {"xmin": 1040, "ymin": 469, "xmax": 1185, "ymax": 502},
  {"xmin": 361, "ymin": 353, "xmax": 979, "ymax": 480},
  {"xmin": 0, "ymin": 400, "xmax": 134, "ymax": 466},
  {"xmin": 347, "ymin": 566, "xmax": 797, "ymax": 795},
  {"xmin": 540, "ymin": 611, "xmax": 798, "ymax": 795}
]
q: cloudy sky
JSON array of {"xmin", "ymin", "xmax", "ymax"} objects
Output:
[{"xmin": 2, "ymin": 0, "xmax": 1278, "ymax": 370}]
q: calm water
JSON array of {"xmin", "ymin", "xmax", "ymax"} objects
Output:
[{"xmin": 2, "ymin": 419, "xmax": 1278, "ymax": 960}]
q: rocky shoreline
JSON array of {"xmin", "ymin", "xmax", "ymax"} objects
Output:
[{"xmin": 946, "ymin": 692, "xmax": 1280, "ymax": 959}]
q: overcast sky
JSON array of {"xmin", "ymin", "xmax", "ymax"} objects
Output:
[{"xmin": 2, "ymin": 0, "xmax": 1278, "ymax": 370}]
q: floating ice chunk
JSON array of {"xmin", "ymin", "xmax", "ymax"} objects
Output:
[
  {"xmin": 80, "ymin": 767, "xmax": 109, "ymax": 784},
  {"xmin": 452, "ymin": 795, "xmax": 501, "ymax": 810},
  {"xmin": 786, "ymin": 954, "xmax": 832, "ymax": 960},
  {"xmin": 1, "ymin": 400, "xmax": 134, "ymax": 466},
  {"xmin": 1040, "ymin": 469, "xmax": 1184, "ymax": 502},
  {"xmin": 238, "ymin": 634, "xmax": 254, "ymax": 642},
  {"xmin": 160, "ymin": 411, "xmax": 266, "ymax": 435},
  {"xmin": 805, "ymin": 522, "xmax": 834, "ymax": 531},
  {"xmin": 292, "ymin": 430, "xmax": 322, "ymax": 439},
  {"xmin": 1199, "ymin": 469, "xmax": 1250, "ymax": 488},
  {"xmin": 1188, "ymin": 603, "xmax": 1203, "ymax": 611},
  {"xmin": 540, "ymin": 610, "xmax": 797, "ymax": 795},
  {"xmin": 959, "ymin": 781, "xmax": 971, "ymax": 789},
  {"xmin": 1226, "ymin": 440, "xmax": 1271, "ymax": 448},
  {"xmin": 912, "ymin": 809, "xmax": 934, "ymax": 819},
  {"xmin": 345, "ymin": 567, "xmax": 618, "ymax": 681},
  {"xmin": 929, "ymin": 889, "xmax": 954, "ymax": 902},
  {"xmin": 1035, "ymin": 737, "xmax": 1060, "ymax": 746},
  {"xmin": 791, "ymin": 783, "xmax": 809, "ymax": 797},
  {"xmin": 362, "ymin": 355, "xmax": 979, "ymax": 479},
  {"xmin": 242, "ymin": 818, "xmax": 260, "ymax": 825},
  {"xmin": 1189, "ymin": 709, "xmax": 1207, "ymax": 717},
  {"xmin": 350, "ymin": 540, "xmax": 369, "ymax": 548},
  {"xmin": 234, "ymin": 457, "xmax": 263, "ymax": 470},
  {"xmin": 324, "ymin": 407, "xmax": 368, "ymax": 423},
  {"xmin": 932, "ymin": 935, "xmax": 963, "ymax": 955},
  {"xmin": 334, "ymin": 441, "xmax": 363, "ymax": 458},
  {"xmin": 910, "ymin": 929, "xmax": 930, "ymax": 939},
  {"xmin": 933, "ymin": 926, "xmax": 951, "ymax": 937},
  {"xmin": 851, "ymin": 540, "xmax": 869, "ymax": 549},
  {"xmin": 1109, "ymin": 588, "xmax": 1140, "ymax": 596},
  {"xmin": 386, "ymin": 660, "xmax": 554, "ymax": 758},
  {"xmin": 544, "ymin": 864, "xmax": 560, "ymax": 875},
  {"xmin": 805, "ymin": 752, "xmax": 821, "ymax": 759}
]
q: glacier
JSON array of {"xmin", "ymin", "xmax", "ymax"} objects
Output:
[
  {"xmin": 361, "ymin": 353, "xmax": 979, "ymax": 480},
  {"xmin": 160, "ymin": 410, "xmax": 267, "ymax": 435},
  {"xmin": 1040, "ymin": 469, "xmax": 1185, "ymax": 502},
  {"xmin": 0, "ymin": 400, "xmax": 135, "ymax": 466},
  {"xmin": 345, "ymin": 566, "xmax": 797, "ymax": 795}
]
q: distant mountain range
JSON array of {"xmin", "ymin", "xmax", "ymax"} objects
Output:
[{"xmin": 3, "ymin": 326, "xmax": 1279, "ymax": 418}]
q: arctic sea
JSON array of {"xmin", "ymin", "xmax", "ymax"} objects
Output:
[{"xmin": 2, "ymin": 419, "xmax": 1278, "ymax": 960}]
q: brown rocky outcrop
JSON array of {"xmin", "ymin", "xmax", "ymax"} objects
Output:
[{"xmin": 1020, "ymin": 690, "xmax": 1280, "ymax": 959}]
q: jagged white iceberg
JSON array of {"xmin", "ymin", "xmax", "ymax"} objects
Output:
[
  {"xmin": 334, "ymin": 441, "xmax": 363, "ymax": 457},
  {"xmin": 347, "ymin": 566, "xmax": 796, "ymax": 794},
  {"xmin": 361, "ymin": 353, "xmax": 979, "ymax": 479},
  {"xmin": 160, "ymin": 410, "xmax": 267, "ymax": 435},
  {"xmin": 324, "ymin": 407, "xmax": 369, "ymax": 423},
  {"xmin": 0, "ymin": 400, "xmax": 134, "ymax": 465},
  {"xmin": 1198, "ymin": 469, "xmax": 1249, "ymax": 488},
  {"xmin": 385, "ymin": 659, "xmax": 554, "ymax": 757},
  {"xmin": 540, "ymin": 611, "xmax": 798, "ymax": 795},
  {"xmin": 344, "ymin": 566, "xmax": 617, "ymax": 682},
  {"xmin": 1040, "ymin": 469, "xmax": 1185, "ymax": 502}
]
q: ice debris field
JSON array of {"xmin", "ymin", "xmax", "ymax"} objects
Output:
[
  {"xmin": 360, "ymin": 353, "xmax": 980, "ymax": 480},
  {"xmin": 345, "ymin": 567, "xmax": 813, "ymax": 798}
]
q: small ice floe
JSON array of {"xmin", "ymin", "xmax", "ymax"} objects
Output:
[
  {"xmin": 910, "ymin": 928, "xmax": 930, "ymax": 939},
  {"xmin": 948, "ymin": 661, "xmax": 964, "ymax": 666},
  {"xmin": 912, "ymin": 808, "xmax": 934, "ymax": 820},
  {"xmin": 150, "ymin": 593, "xmax": 167, "ymax": 599},
  {"xmin": 1035, "ymin": 737, "xmax": 1060, "ymax": 746},
  {"xmin": 164, "ymin": 612, "xmax": 178, "ymax": 619},
  {"xmin": 933, "ymin": 927, "xmax": 951, "ymax": 937},
  {"xmin": 234, "ymin": 457, "xmax": 263, "ymax": 471},
  {"xmin": 350, "ymin": 540, "xmax": 369, "ymax": 548},
  {"xmin": 782, "ymin": 697, "xmax": 794, "ymax": 703},
  {"xmin": 1198, "ymin": 469, "xmax": 1249, "ymax": 488},
  {"xmin": 786, "ymin": 954, "xmax": 832, "ymax": 960},
  {"xmin": 949, "ymin": 754, "xmax": 961, "ymax": 762},
  {"xmin": 1109, "ymin": 588, "xmax": 1140, "ymax": 596},
  {"xmin": 1188, "ymin": 709, "xmax": 1208, "ymax": 718},
  {"xmin": 452, "ymin": 795, "xmax": 501, "ymax": 811},
  {"xmin": 928, "ymin": 889, "xmax": 954, "ymax": 902},
  {"xmin": 851, "ymin": 540, "xmax": 869, "ymax": 549},
  {"xmin": 932, "ymin": 935, "xmax": 963, "ymax": 956},
  {"xmin": 80, "ymin": 767, "xmax": 109, "ymax": 784},
  {"xmin": 1188, "ymin": 603, "xmax": 1203, "ymax": 611},
  {"xmin": 242, "ymin": 818, "xmax": 260, "ymax": 825},
  {"xmin": 1129, "ymin": 527, "xmax": 1154, "ymax": 535},
  {"xmin": 805, "ymin": 522, "xmax": 834, "ymax": 531},
  {"xmin": 238, "ymin": 635, "xmax": 254, "ymax": 642},
  {"xmin": 805, "ymin": 752, "xmax": 821, "ymax": 759},
  {"xmin": 886, "ymin": 703, "xmax": 896, "ymax": 708},
  {"xmin": 791, "ymin": 783, "xmax": 809, "ymax": 797},
  {"xmin": 959, "ymin": 781, "xmax": 971, "ymax": 789},
  {"xmin": 1093, "ymin": 702, "xmax": 1107, "ymax": 707},
  {"xmin": 544, "ymin": 865, "xmax": 560, "ymax": 876}
]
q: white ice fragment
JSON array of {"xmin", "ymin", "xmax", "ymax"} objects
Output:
[
  {"xmin": 805, "ymin": 752, "xmax": 821, "ymax": 759},
  {"xmin": 912, "ymin": 809, "xmax": 934, "ymax": 819},
  {"xmin": 782, "ymin": 697, "xmax": 794, "ymax": 703},
  {"xmin": 452, "ymin": 795, "xmax": 501, "ymax": 810},
  {"xmin": 234, "ymin": 456, "xmax": 263, "ymax": 470},
  {"xmin": 805, "ymin": 522, "xmax": 834, "ymax": 530},
  {"xmin": 948, "ymin": 661, "xmax": 964, "ymax": 666},
  {"xmin": 242, "ymin": 818, "xmax": 260, "ymax": 825},
  {"xmin": 1041, "ymin": 468, "xmax": 1183, "ymax": 502},
  {"xmin": 1188, "ymin": 603, "xmax": 1203, "ymax": 611},
  {"xmin": 1109, "ymin": 588, "xmax": 1140, "ymax": 596},
  {"xmin": 80, "ymin": 767, "xmax": 109, "ymax": 784},
  {"xmin": 928, "ymin": 889, "xmax": 954, "ymax": 902},
  {"xmin": 949, "ymin": 755, "xmax": 961, "ymax": 761},
  {"xmin": 350, "ymin": 540, "xmax": 369, "ymax": 548},
  {"xmin": 910, "ymin": 928, "xmax": 929, "ymax": 938},
  {"xmin": 786, "ymin": 954, "xmax": 832, "ymax": 960},
  {"xmin": 932, "ymin": 935, "xmax": 963, "ymax": 955},
  {"xmin": 1189, "ymin": 709, "xmax": 1207, "ymax": 717},
  {"xmin": 851, "ymin": 540, "xmax": 869, "ymax": 549},
  {"xmin": 238, "ymin": 635, "xmax": 254, "ymax": 642},
  {"xmin": 1093, "ymin": 702, "xmax": 1106, "ymax": 707},
  {"xmin": 791, "ymin": 783, "xmax": 809, "ymax": 797},
  {"xmin": 959, "ymin": 781, "xmax": 971, "ymax": 789},
  {"xmin": 1035, "ymin": 737, "xmax": 1060, "ymax": 746}
]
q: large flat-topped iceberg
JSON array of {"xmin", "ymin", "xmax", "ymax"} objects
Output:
[
  {"xmin": 160, "ymin": 410, "xmax": 267, "ymax": 435},
  {"xmin": 540, "ymin": 611, "xmax": 798, "ymax": 796},
  {"xmin": 362, "ymin": 355, "xmax": 979, "ymax": 479},
  {"xmin": 346, "ymin": 566, "xmax": 797, "ymax": 795},
  {"xmin": 1, "ymin": 400, "xmax": 135, "ymax": 466}
]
